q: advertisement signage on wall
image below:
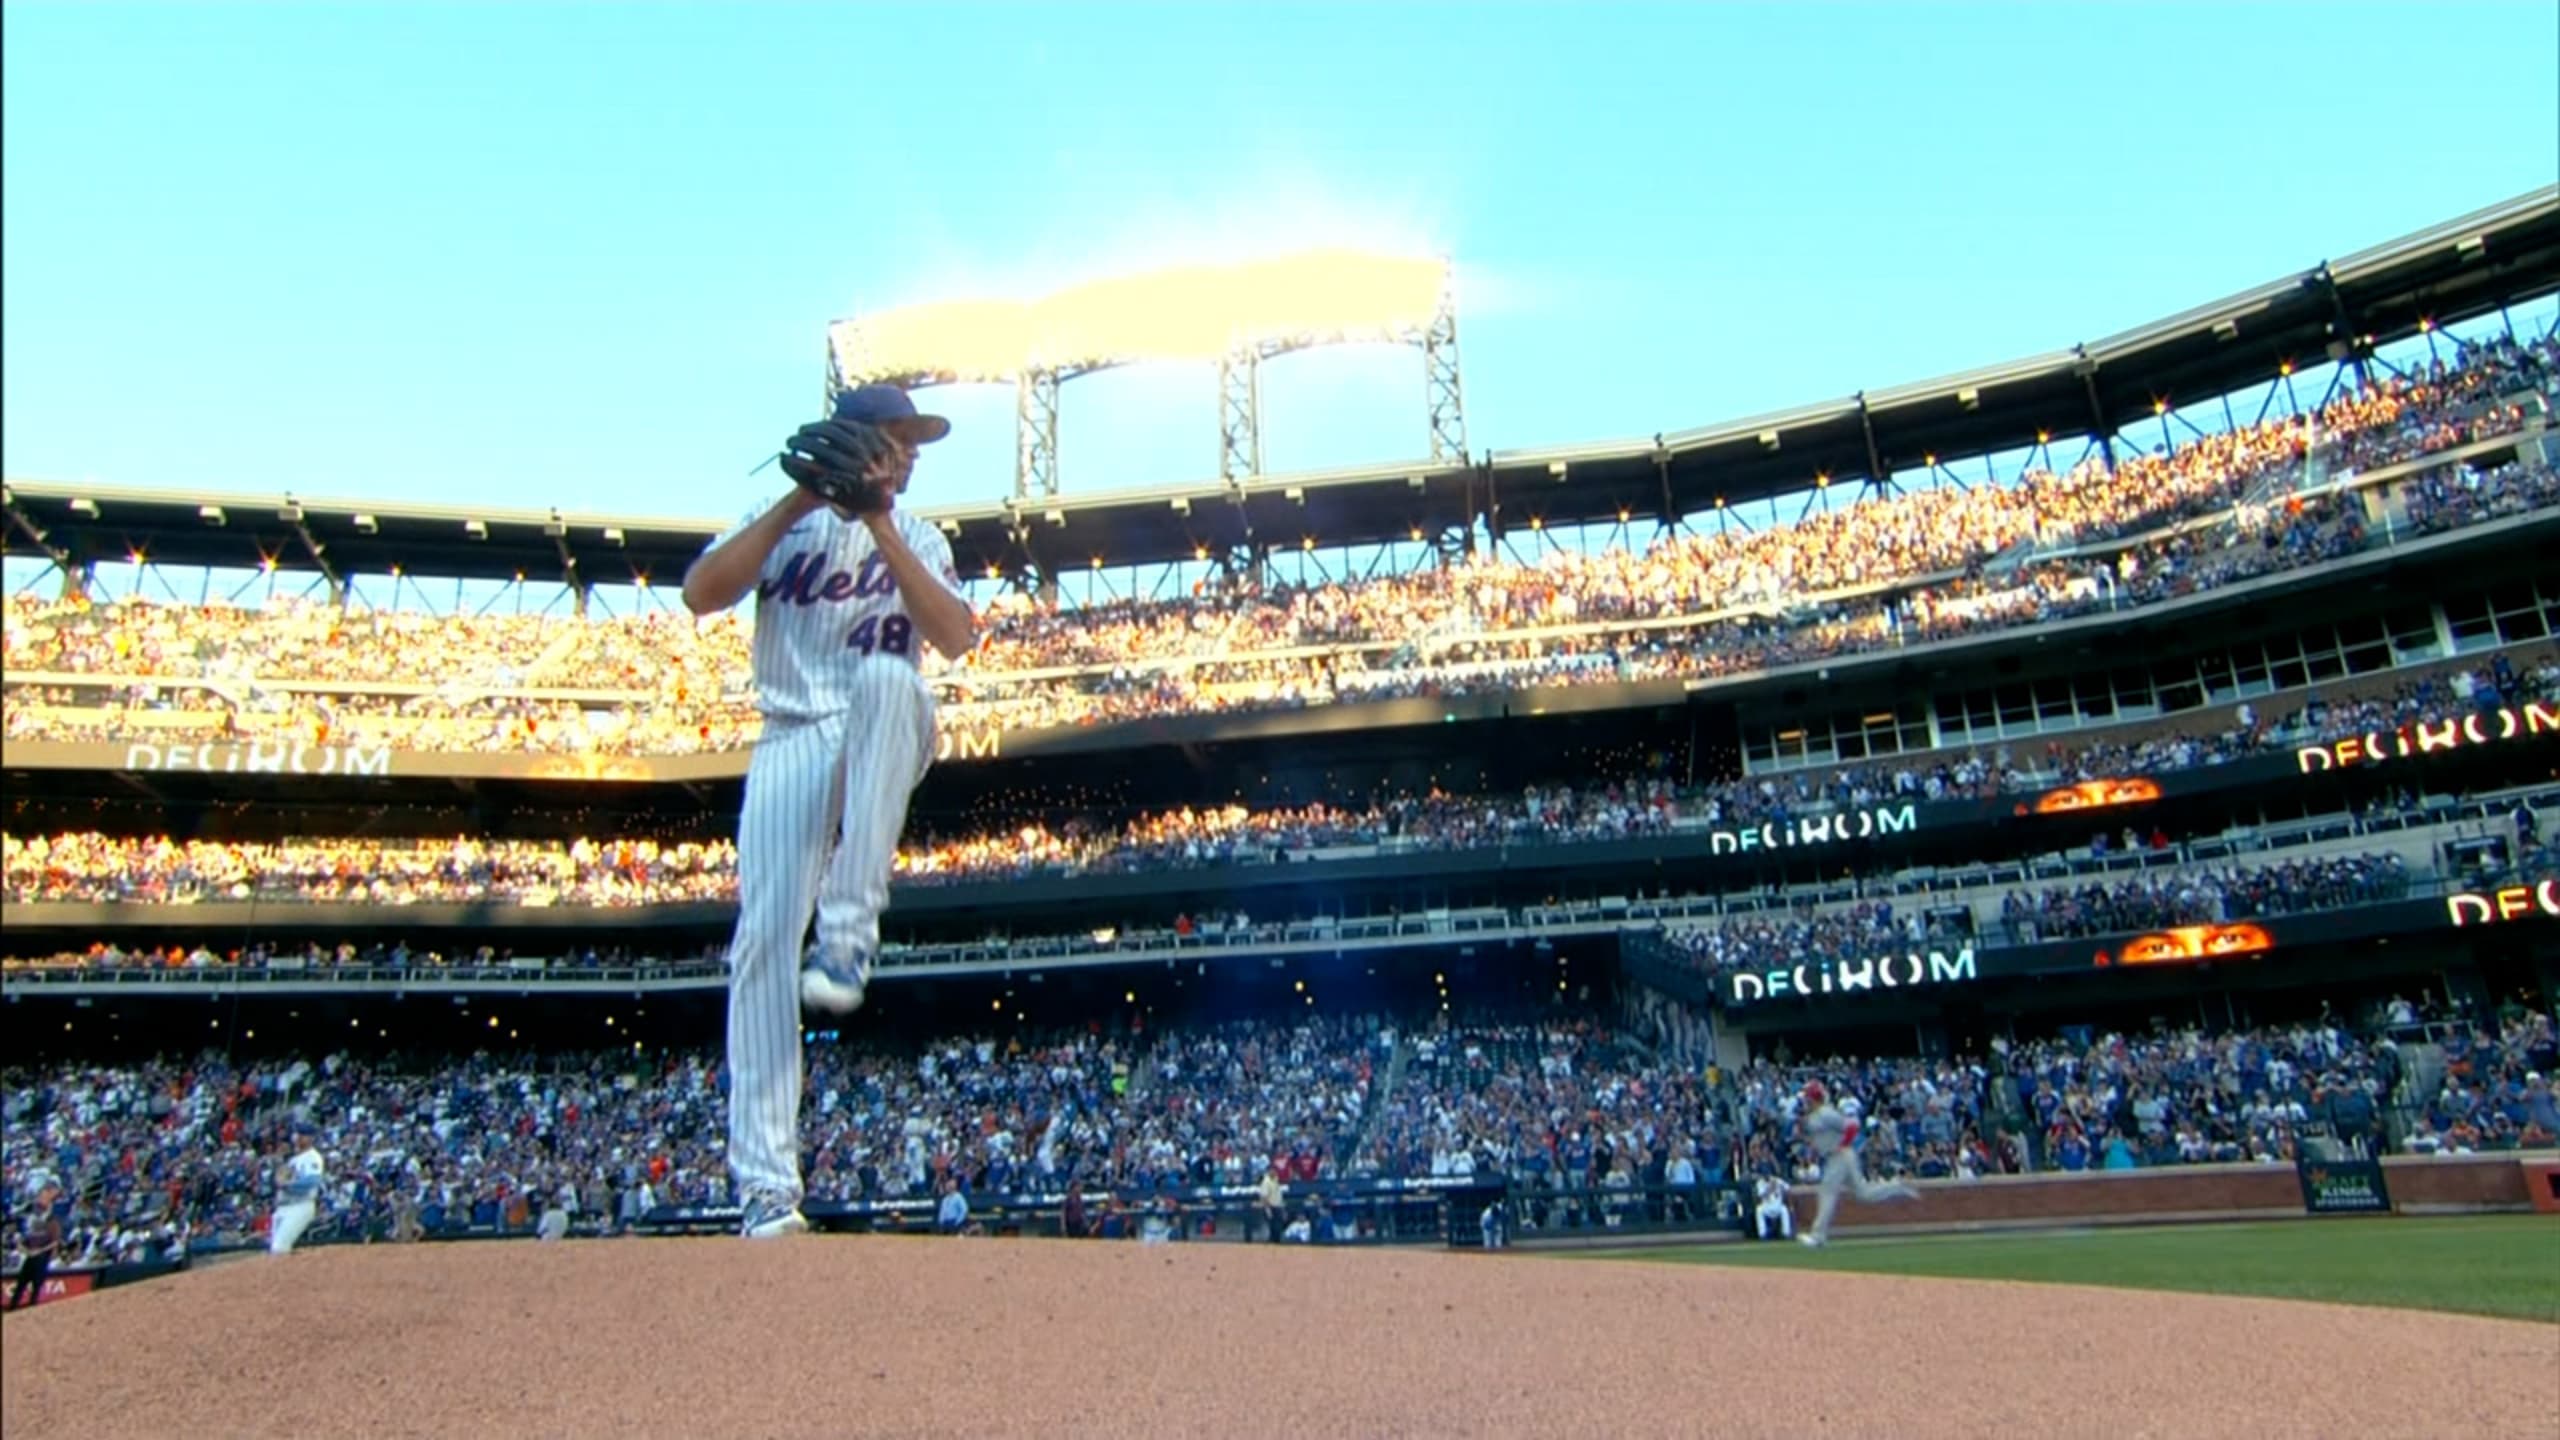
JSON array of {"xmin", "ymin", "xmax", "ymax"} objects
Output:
[
  {"xmin": 9, "ymin": 730, "xmax": 1007, "ymax": 784},
  {"xmin": 2295, "ymin": 1157, "xmax": 2394, "ymax": 1215},
  {"xmin": 121, "ymin": 741, "xmax": 392, "ymax": 777},
  {"xmin": 2442, "ymin": 877, "xmax": 2559, "ymax": 928},
  {"xmin": 1712, "ymin": 895, "xmax": 2483, "ymax": 1015},
  {"xmin": 0, "ymin": 1266, "xmax": 98, "ymax": 1308},
  {"xmin": 3, "ymin": 697, "xmax": 2548, "ymax": 808},
  {"xmin": 1723, "ymin": 946, "xmax": 1979, "ymax": 1006},
  {"xmin": 2293, "ymin": 701, "xmax": 2558, "ymax": 774},
  {"xmin": 1717, "ymin": 916, "xmax": 2299, "ymax": 1008},
  {"xmin": 1706, "ymin": 804, "xmax": 1916, "ymax": 856}
]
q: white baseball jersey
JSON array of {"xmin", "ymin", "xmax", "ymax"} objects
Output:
[
  {"xmin": 279, "ymin": 1146, "xmax": 326, "ymax": 1203},
  {"xmin": 717, "ymin": 496, "xmax": 962, "ymax": 1214},
  {"xmin": 717, "ymin": 505, "xmax": 963, "ymax": 723}
]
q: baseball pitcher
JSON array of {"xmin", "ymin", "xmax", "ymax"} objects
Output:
[
  {"xmin": 681, "ymin": 383, "xmax": 975, "ymax": 1240},
  {"xmin": 270, "ymin": 1124, "xmax": 327, "ymax": 1256},
  {"xmin": 1797, "ymin": 1083, "xmax": 1918, "ymax": 1246}
]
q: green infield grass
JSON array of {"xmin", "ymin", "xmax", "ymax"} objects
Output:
[{"xmin": 1566, "ymin": 1215, "xmax": 2560, "ymax": 1323}]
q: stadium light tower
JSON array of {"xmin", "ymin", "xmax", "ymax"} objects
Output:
[{"xmin": 825, "ymin": 251, "xmax": 1469, "ymax": 501}]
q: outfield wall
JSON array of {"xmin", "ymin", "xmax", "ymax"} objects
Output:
[{"xmin": 1801, "ymin": 1152, "xmax": 2556, "ymax": 1235}]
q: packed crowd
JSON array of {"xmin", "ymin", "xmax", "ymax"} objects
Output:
[
  {"xmin": 13, "ymin": 1002, "xmax": 2547, "ymax": 1264},
  {"xmin": 1651, "ymin": 896, "xmax": 1975, "ymax": 990},
  {"xmin": 1718, "ymin": 1051, "xmax": 2006, "ymax": 1184},
  {"xmin": 2000, "ymin": 1008, "xmax": 2560, "ymax": 1168},
  {"xmin": 7, "ymin": 339, "xmax": 2553, "ymax": 755},
  {"xmin": 0, "ymin": 939, "xmax": 727, "ymax": 976},
  {"xmin": 1642, "ymin": 652, "xmax": 2558, "ymax": 986},
  {"xmin": 1, "ymin": 1046, "xmax": 738, "ymax": 1264},
  {"xmin": 1992, "ymin": 852, "xmax": 2412, "ymax": 943},
  {"xmin": 11, "ymin": 646, "xmax": 2550, "ymax": 911},
  {"xmin": 0, "ymin": 783, "xmax": 1677, "ymax": 906},
  {"xmin": 1351, "ymin": 1022, "xmax": 1733, "ymax": 1241},
  {"xmin": 1656, "ymin": 850, "xmax": 2415, "ymax": 984},
  {"xmin": 0, "ymin": 1016, "xmax": 1389, "ymax": 1257},
  {"xmin": 1106, "ymin": 1017, "xmax": 1386, "ymax": 1190},
  {"xmin": 2411, "ymin": 1011, "xmax": 2560, "ymax": 1154}
]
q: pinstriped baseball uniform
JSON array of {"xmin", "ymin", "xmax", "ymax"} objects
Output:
[
  {"xmin": 270, "ymin": 1145, "xmax": 325, "ymax": 1255},
  {"xmin": 717, "ymin": 502, "xmax": 959, "ymax": 1208}
]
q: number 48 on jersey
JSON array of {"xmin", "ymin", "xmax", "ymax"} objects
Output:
[{"xmin": 846, "ymin": 615, "xmax": 915, "ymax": 656}]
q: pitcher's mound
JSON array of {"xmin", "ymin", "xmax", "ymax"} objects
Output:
[{"xmin": 4, "ymin": 1238, "xmax": 2552, "ymax": 1438}]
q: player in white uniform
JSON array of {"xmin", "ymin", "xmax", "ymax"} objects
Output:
[
  {"xmin": 1753, "ymin": 1173, "xmax": 1795, "ymax": 1240},
  {"xmin": 681, "ymin": 383, "xmax": 976, "ymax": 1240},
  {"xmin": 269, "ymin": 1124, "xmax": 327, "ymax": 1256},
  {"xmin": 1796, "ymin": 1083, "xmax": 1919, "ymax": 1246}
]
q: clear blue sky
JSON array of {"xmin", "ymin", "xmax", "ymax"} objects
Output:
[{"xmin": 5, "ymin": 1, "xmax": 2556, "ymax": 525}]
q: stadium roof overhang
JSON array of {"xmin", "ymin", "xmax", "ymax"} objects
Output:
[
  {"xmin": 6, "ymin": 188, "xmax": 2553, "ymax": 585},
  {"xmin": 0, "ymin": 484, "xmax": 726, "ymax": 592},
  {"xmin": 1482, "ymin": 186, "xmax": 2560, "ymax": 535}
]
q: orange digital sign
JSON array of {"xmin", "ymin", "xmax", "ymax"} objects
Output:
[
  {"xmin": 2093, "ymin": 922, "xmax": 2276, "ymax": 968},
  {"xmin": 2021, "ymin": 777, "xmax": 2165, "ymax": 817}
]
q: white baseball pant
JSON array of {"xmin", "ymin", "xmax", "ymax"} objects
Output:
[
  {"xmin": 726, "ymin": 657, "xmax": 934, "ymax": 1205},
  {"xmin": 1755, "ymin": 1199, "xmax": 1794, "ymax": 1239},
  {"xmin": 1809, "ymin": 1147, "xmax": 1919, "ymax": 1242},
  {"xmin": 270, "ymin": 1199, "xmax": 317, "ymax": 1256}
]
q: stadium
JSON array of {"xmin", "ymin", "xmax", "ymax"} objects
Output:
[{"xmin": 6, "ymin": 140, "xmax": 2560, "ymax": 1440}]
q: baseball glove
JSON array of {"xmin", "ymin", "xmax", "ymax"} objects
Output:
[{"xmin": 778, "ymin": 418, "xmax": 900, "ymax": 516}]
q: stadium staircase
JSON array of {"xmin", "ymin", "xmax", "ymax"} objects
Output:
[
  {"xmin": 1982, "ymin": 533, "xmax": 2050, "ymax": 572},
  {"xmin": 2397, "ymin": 1041, "xmax": 2447, "ymax": 1114},
  {"xmin": 1986, "ymin": 1072, "xmax": 2041, "ymax": 1170},
  {"xmin": 2365, "ymin": 482, "xmax": 2415, "ymax": 538},
  {"xmin": 1338, "ymin": 1033, "xmax": 1414, "ymax": 1170},
  {"xmin": 2371, "ymin": 1037, "xmax": 2449, "ymax": 1154},
  {"xmin": 1122, "ymin": 1043, "xmax": 1160, "ymax": 1107},
  {"xmin": 1989, "ymin": 1072, "xmax": 2028, "ymax": 1129},
  {"xmin": 515, "ymin": 626, "xmax": 598, "ymax": 689},
  {"xmin": 2241, "ymin": 419, "xmax": 2327, "ymax": 512}
]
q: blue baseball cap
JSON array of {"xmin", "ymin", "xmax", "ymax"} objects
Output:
[{"xmin": 833, "ymin": 383, "xmax": 950, "ymax": 444}]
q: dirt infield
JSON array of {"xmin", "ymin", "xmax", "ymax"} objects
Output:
[{"xmin": 5, "ymin": 1238, "xmax": 2554, "ymax": 1439}]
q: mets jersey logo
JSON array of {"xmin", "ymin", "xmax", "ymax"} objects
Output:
[
  {"xmin": 760, "ymin": 551, "xmax": 898, "ymax": 607},
  {"xmin": 734, "ymin": 507, "xmax": 960, "ymax": 717}
]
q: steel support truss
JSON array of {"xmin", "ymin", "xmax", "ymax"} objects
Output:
[
  {"xmin": 3, "ymin": 489, "xmax": 82, "ymax": 598},
  {"xmin": 1424, "ymin": 288, "xmax": 1468, "ymax": 464},
  {"xmin": 1429, "ymin": 521, "xmax": 1473, "ymax": 568},
  {"xmin": 1015, "ymin": 368, "xmax": 1063, "ymax": 503},
  {"xmin": 832, "ymin": 263, "xmax": 1468, "ymax": 498},
  {"xmin": 2071, "ymin": 347, "xmax": 2118, "ymax": 474},
  {"xmin": 1219, "ymin": 348, "xmax": 1264, "ymax": 485},
  {"xmin": 1205, "ymin": 540, "xmax": 1269, "ymax": 596},
  {"xmin": 1213, "ymin": 277, "xmax": 1467, "ymax": 486},
  {"xmin": 2309, "ymin": 264, "xmax": 2373, "ymax": 388}
]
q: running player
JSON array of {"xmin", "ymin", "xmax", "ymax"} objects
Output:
[{"xmin": 1798, "ymin": 1083, "xmax": 1919, "ymax": 1246}]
